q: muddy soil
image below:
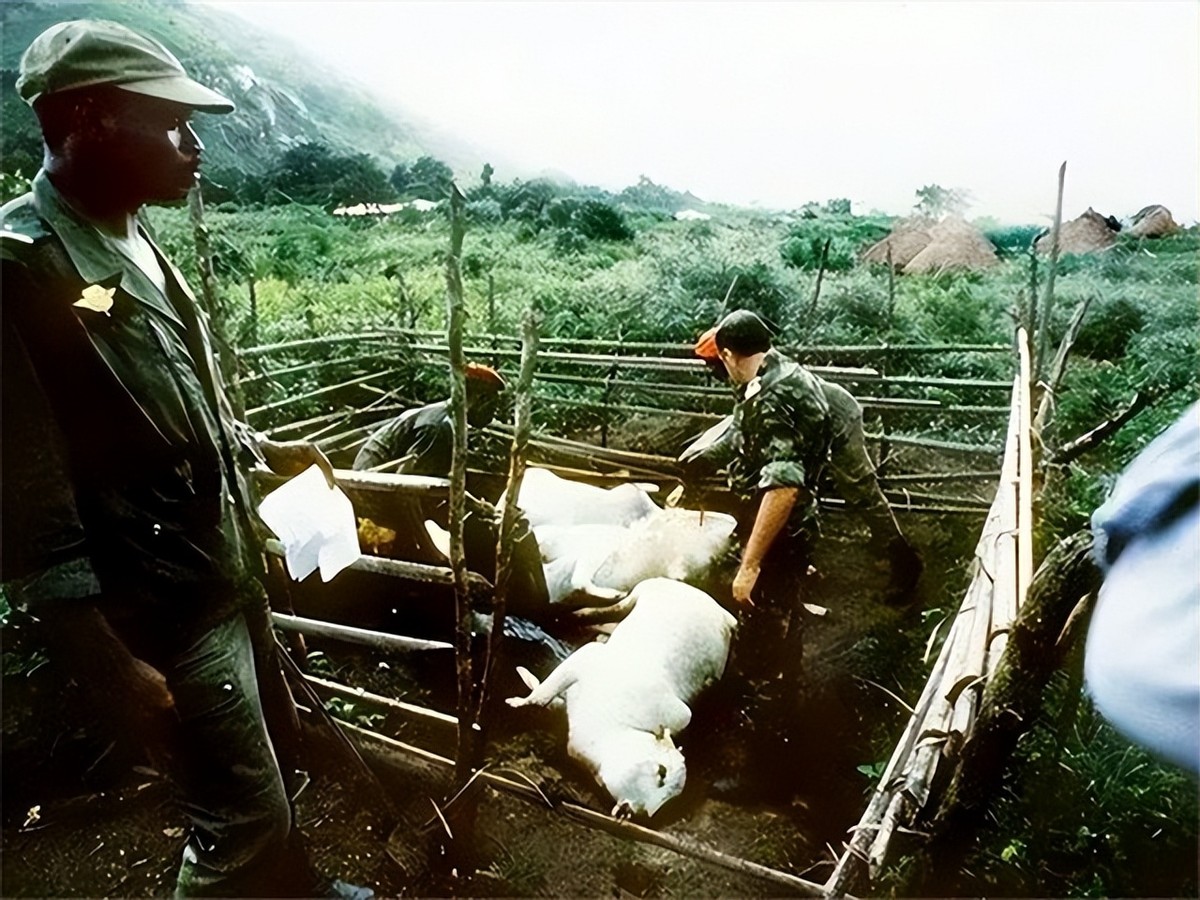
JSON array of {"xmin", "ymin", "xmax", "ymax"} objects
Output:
[{"xmin": 2, "ymin": 502, "xmax": 973, "ymax": 898}]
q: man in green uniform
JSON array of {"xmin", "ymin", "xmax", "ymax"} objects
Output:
[
  {"xmin": 1, "ymin": 20, "xmax": 365, "ymax": 898},
  {"xmin": 685, "ymin": 311, "xmax": 923, "ymax": 686},
  {"xmin": 352, "ymin": 363, "xmax": 507, "ymax": 474},
  {"xmin": 351, "ymin": 365, "xmax": 549, "ymax": 610}
]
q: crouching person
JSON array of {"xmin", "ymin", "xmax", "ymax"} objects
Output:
[{"xmin": 2, "ymin": 20, "xmax": 368, "ymax": 898}]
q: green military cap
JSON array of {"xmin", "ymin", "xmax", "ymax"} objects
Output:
[{"xmin": 17, "ymin": 19, "xmax": 234, "ymax": 113}]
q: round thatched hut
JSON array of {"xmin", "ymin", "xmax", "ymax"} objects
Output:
[
  {"xmin": 901, "ymin": 216, "xmax": 999, "ymax": 275},
  {"xmin": 1129, "ymin": 205, "xmax": 1181, "ymax": 238},
  {"xmin": 1035, "ymin": 208, "xmax": 1118, "ymax": 255},
  {"xmin": 861, "ymin": 217, "xmax": 936, "ymax": 270}
]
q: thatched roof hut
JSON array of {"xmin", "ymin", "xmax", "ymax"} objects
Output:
[
  {"xmin": 1035, "ymin": 207, "xmax": 1118, "ymax": 255},
  {"xmin": 901, "ymin": 216, "xmax": 999, "ymax": 275},
  {"xmin": 1129, "ymin": 205, "xmax": 1181, "ymax": 238},
  {"xmin": 862, "ymin": 217, "xmax": 935, "ymax": 270}
]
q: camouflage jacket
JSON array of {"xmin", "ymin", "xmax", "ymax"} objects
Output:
[
  {"xmin": 1, "ymin": 172, "xmax": 261, "ymax": 621},
  {"xmin": 727, "ymin": 349, "xmax": 833, "ymax": 530},
  {"xmin": 353, "ymin": 400, "xmax": 455, "ymax": 475}
]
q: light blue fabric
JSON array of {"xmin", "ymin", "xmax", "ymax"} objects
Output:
[
  {"xmin": 1091, "ymin": 401, "xmax": 1200, "ymax": 570},
  {"xmin": 1085, "ymin": 401, "xmax": 1199, "ymax": 773}
]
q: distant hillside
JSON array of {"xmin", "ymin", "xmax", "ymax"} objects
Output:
[{"xmin": 0, "ymin": 0, "xmax": 490, "ymax": 180}]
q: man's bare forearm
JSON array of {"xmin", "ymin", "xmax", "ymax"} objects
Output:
[
  {"xmin": 742, "ymin": 487, "xmax": 801, "ymax": 569},
  {"xmin": 732, "ymin": 486, "xmax": 804, "ymax": 604}
]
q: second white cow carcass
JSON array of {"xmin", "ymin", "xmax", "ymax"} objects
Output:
[
  {"xmin": 506, "ymin": 577, "xmax": 737, "ymax": 817},
  {"xmin": 508, "ymin": 467, "xmax": 658, "ymax": 530},
  {"xmin": 536, "ymin": 506, "xmax": 738, "ymax": 606}
]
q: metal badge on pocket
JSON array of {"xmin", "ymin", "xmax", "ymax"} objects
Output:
[{"xmin": 73, "ymin": 284, "xmax": 115, "ymax": 316}]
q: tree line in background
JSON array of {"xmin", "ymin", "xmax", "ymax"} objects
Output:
[{"xmin": 0, "ymin": 84, "xmax": 1051, "ymax": 270}]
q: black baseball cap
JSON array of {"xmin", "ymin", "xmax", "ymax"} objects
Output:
[{"xmin": 714, "ymin": 310, "xmax": 774, "ymax": 355}]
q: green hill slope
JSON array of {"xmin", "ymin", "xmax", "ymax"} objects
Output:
[{"xmin": 1, "ymin": 0, "xmax": 484, "ymax": 180}]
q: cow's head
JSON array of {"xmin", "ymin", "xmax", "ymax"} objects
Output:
[{"xmin": 600, "ymin": 731, "xmax": 686, "ymax": 819}]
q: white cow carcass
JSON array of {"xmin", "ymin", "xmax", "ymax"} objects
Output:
[
  {"xmin": 508, "ymin": 468, "xmax": 658, "ymax": 530},
  {"xmin": 593, "ymin": 506, "xmax": 737, "ymax": 590},
  {"xmin": 535, "ymin": 507, "xmax": 738, "ymax": 607},
  {"xmin": 506, "ymin": 578, "xmax": 737, "ymax": 817}
]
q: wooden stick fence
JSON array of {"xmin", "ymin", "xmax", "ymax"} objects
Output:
[
  {"xmin": 822, "ymin": 329, "xmax": 1034, "ymax": 897},
  {"xmin": 246, "ymin": 368, "xmax": 404, "ymax": 417},
  {"xmin": 354, "ymin": 327, "xmax": 1009, "ymax": 357},
  {"xmin": 235, "ymin": 331, "xmax": 1014, "ymax": 475},
  {"xmin": 272, "ymin": 612, "xmax": 452, "ymax": 653},
  {"xmin": 240, "ymin": 351, "xmax": 406, "ymax": 386},
  {"xmin": 243, "ymin": 329, "xmax": 1031, "ymax": 895},
  {"xmin": 337, "ymin": 719, "xmax": 835, "ymax": 897}
]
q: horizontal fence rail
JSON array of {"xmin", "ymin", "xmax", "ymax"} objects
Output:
[{"xmin": 236, "ymin": 332, "xmax": 1014, "ymax": 476}]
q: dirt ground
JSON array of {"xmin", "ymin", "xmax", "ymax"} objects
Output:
[{"xmin": 1, "ymin": 500, "xmax": 975, "ymax": 898}]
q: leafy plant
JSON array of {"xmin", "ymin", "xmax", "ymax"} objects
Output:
[
  {"xmin": 780, "ymin": 214, "xmax": 889, "ymax": 272},
  {"xmin": 325, "ymin": 696, "xmax": 385, "ymax": 730}
]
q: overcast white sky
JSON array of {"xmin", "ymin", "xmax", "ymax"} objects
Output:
[{"xmin": 208, "ymin": 1, "xmax": 1199, "ymax": 224}]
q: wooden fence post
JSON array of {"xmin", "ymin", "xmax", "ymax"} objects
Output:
[
  {"xmin": 1035, "ymin": 161, "xmax": 1067, "ymax": 385},
  {"xmin": 488, "ymin": 272, "xmax": 498, "ymax": 368},
  {"xmin": 806, "ymin": 237, "xmax": 832, "ymax": 327},
  {"xmin": 188, "ymin": 182, "xmax": 245, "ymax": 415},
  {"xmin": 444, "ymin": 183, "xmax": 476, "ymax": 785},
  {"xmin": 1025, "ymin": 246, "xmax": 1038, "ymax": 336},
  {"xmin": 877, "ymin": 345, "xmax": 893, "ymax": 479},
  {"xmin": 600, "ymin": 360, "xmax": 618, "ymax": 448},
  {"xmin": 475, "ymin": 309, "xmax": 540, "ymax": 726},
  {"xmin": 247, "ymin": 271, "xmax": 259, "ymax": 348},
  {"xmin": 923, "ymin": 531, "xmax": 1100, "ymax": 892},
  {"xmin": 885, "ymin": 244, "xmax": 896, "ymax": 332}
]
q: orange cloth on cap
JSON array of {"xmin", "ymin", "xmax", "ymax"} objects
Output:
[
  {"xmin": 694, "ymin": 326, "xmax": 720, "ymax": 361},
  {"xmin": 465, "ymin": 363, "xmax": 506, "ymax": 390}
]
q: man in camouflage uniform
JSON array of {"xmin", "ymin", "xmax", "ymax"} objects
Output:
[
  {"xmin": 686, "ymin": 311, "xmax": 922, "ymax": 678},
  {"xmin": 688, "ymin": 310, "xmax": 922, "ymax": 595},
  {"xmin": 686, "ymin": 312, "xmax": 832, "ymax": 685},
  {"xmin": 352, "ymin": 365, "xmax": 549, "ymax": 608},
  {"xmin": 2, "ymin": 20, "xmax": 367, "ymax": 898}
]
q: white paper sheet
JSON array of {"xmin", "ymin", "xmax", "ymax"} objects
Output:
[{"xmin": 257, "ymin": 465, "xmax": 360, "ymax": 582}]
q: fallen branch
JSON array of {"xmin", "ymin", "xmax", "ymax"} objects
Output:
[
  {"xmin": 1033, "ymin": 296, "xmax": 1092, "ymax": 433},
  {"xmin": 1050, "ymin": 391, "xmax": 1155, "ymax": 465},
  {"xmin": 923, "ymin": 531, "xmax": 1101, "ymax": 892}
]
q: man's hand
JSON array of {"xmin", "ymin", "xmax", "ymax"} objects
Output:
[
  {"xmin": 125, "ymin": 656, "xmax": 175, "ymax": 714},
  {"xmin": 259, "ymin": 438, "xmax": 336, "ymax": 488},
  {"xmin": 42, "ymin": 603, "xmax": 178, "ymax": 771},
  {"xmin": 732, "ymin": 562, "xmax": 760, "ymax": 606},
  {"xmin": 118, "ymin": 656, "xmax": 176, "ymax": 772}
]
